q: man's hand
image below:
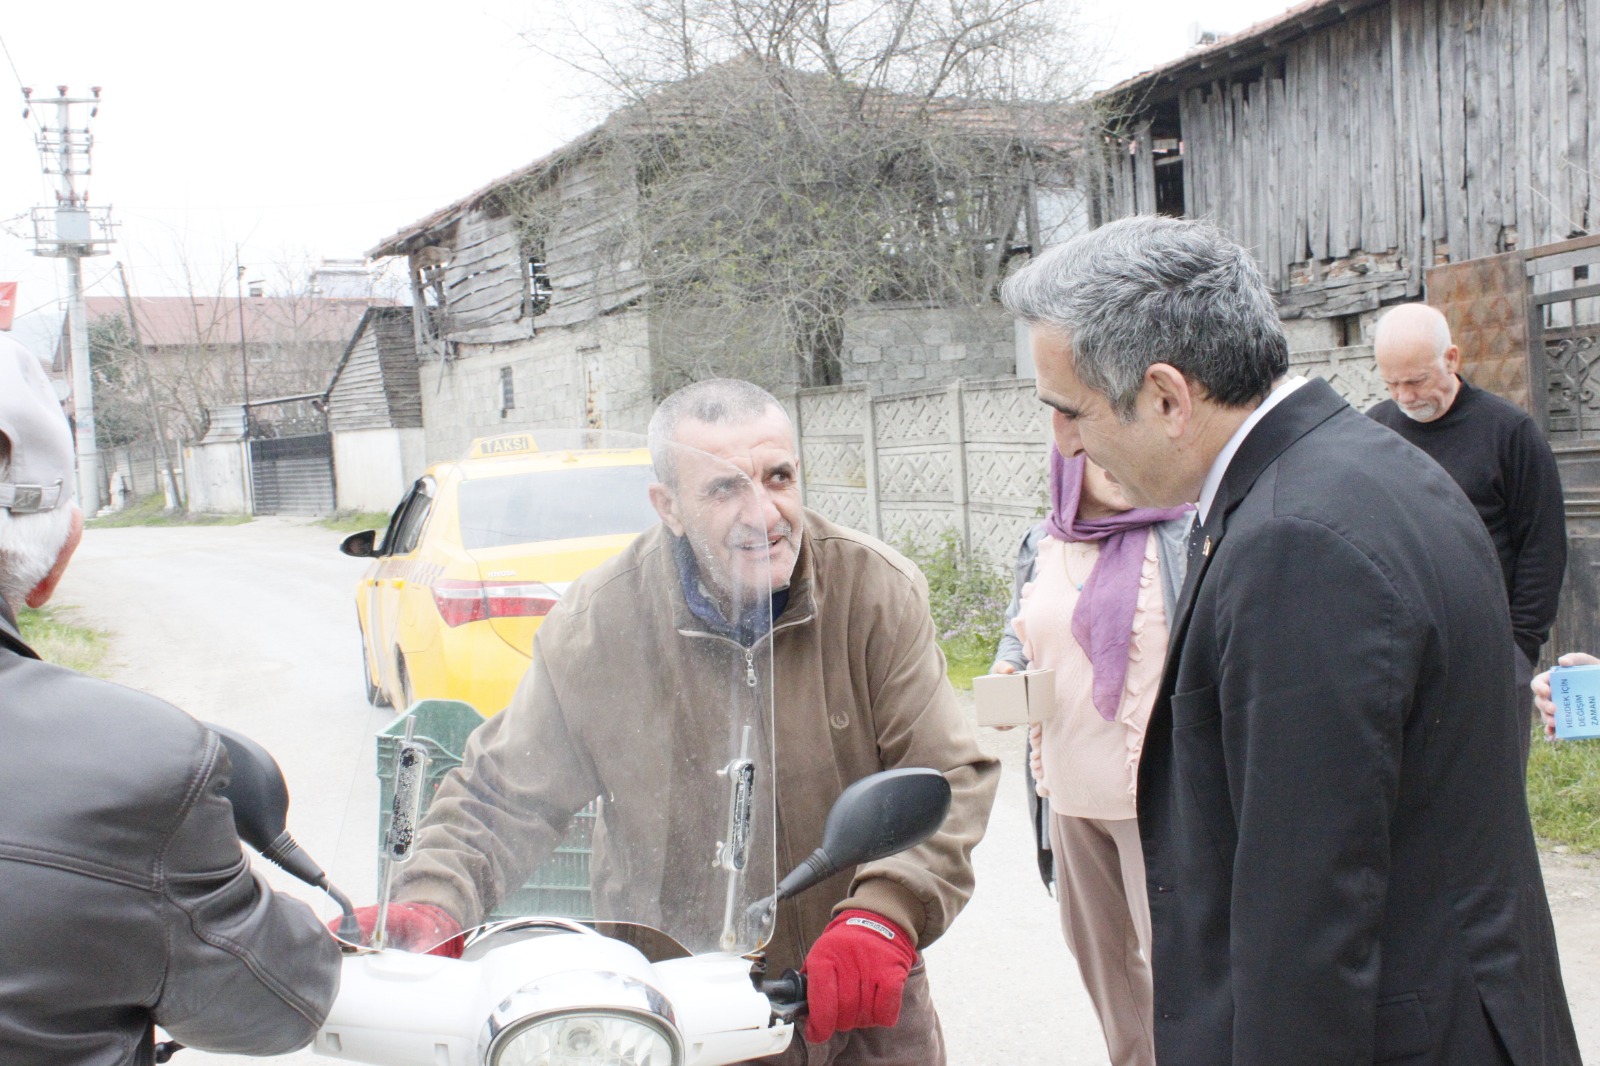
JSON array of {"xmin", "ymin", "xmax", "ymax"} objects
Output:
[
  {"xmin": 1532, "ymin": 652, "xmax": 1600, "ymax": 739},
  {"xmin": 802, "ymin": 909, "xmax": 917, "ymax": 1044},
  {"xmin": 329, "ymin": 902, "xmax": 465, "ymax": 958}
]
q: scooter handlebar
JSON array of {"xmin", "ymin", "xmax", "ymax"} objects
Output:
[{"xmin": 759, "ymin": 968, "xmax": 808, "ymax": 1022}]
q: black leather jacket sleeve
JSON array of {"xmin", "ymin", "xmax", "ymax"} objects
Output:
[{"xmin": 153, "ymin": 736, "xmax": 342, "ymax": 1054}]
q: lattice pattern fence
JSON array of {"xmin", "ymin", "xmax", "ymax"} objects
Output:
[
  {"xmin": 796, "ymin": 379, "xmax": 1050, "ymax": 569},
  {"xmin": 796, "ymin": 354, "xmax": 1385, "ymax": 569},
  {"xmin": 1290, "ymin": 346, "xmax": 1384, "ymax": 411}
]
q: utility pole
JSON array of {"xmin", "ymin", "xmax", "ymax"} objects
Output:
[
  {"xmin": 115, "ymin": 261, "xmax": 180, "ymax": 510},
  {"xmin": 24, "ymin": 85, "xmax": 114, "ymax": 514},
  {"xmin": 235, "ymin": 250, "xmax": 250, "ymax": 414}
]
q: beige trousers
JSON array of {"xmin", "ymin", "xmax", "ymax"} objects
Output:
[
  {"xmin": 749, "ymin": 961, "xmax": 944, "ymax": 1066},
  {"xmin": 1050, "ymin": 812, "xmax": 1156, "ymax": 1066}
]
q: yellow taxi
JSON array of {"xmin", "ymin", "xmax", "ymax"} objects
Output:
[{"xmin": 340, "ymin": 431, "xmax": 659, "ymax": 715}]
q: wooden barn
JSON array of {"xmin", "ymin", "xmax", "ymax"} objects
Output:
[
  {"xmin": 1097, "ymin": 0, "xmax": 1599, "ymax": 339},
  {"xmin": 366, "ymin": 68, "xmax": 1086, "ymax": 460},
  {"xmin": 323, "ymin": 306, "xmax": 426, "ymax": 512},
  {"xmin": 367, "ymin": 120, "xmax": 660, "ymax": 460},
  {"xmin": 1096, "ymin": 0, "xmax": 1600, "ymax": 654}
]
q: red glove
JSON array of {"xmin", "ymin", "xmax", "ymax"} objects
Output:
[
  {"xmin": 329, "ymin": 902, "xmax": 465, "ymax": 958},
  {"xmin": 802, "ymin": 909, "xmax": 917, "ymax": 1044}
]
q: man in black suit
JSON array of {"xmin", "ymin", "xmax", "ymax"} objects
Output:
[{"xmin": 1000, "ymin": 216, "xmax": 1578, "ymax": 1066}]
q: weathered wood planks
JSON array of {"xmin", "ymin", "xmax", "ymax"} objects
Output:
[{"xmin": 1105, "ymin": 0, "xmax": 1598, "ymax": 318}]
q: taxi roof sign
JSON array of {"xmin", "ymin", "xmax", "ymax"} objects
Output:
[{"xmin": 468, "ymin": 434, "xmax": 542, "ymax": 459}]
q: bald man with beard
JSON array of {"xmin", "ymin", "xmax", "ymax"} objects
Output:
[{"xmin": 1368, "ymin": 303, "xmax": 1568, "ymax": 764}]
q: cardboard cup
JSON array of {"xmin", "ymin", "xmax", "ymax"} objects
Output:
[{"xmin": 1548, "ymin": 664, "xmax": 1600, "ymax": 740}]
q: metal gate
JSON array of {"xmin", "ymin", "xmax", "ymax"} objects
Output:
[
  {"xmin": 249, "ymin": 433, "xmax": 335, "ymax": 515},
  {"xmin": 245, "ymin": 393, "xmax": 336, "ymax": 516}
]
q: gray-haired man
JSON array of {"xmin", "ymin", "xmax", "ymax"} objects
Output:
[
  {"xmin": 1368, "ymin": 302, "xmax": 1568, "ymax": 763},
  {"xmin": 1002, "ymin": 216, "xmax": 1577, "ymax": 1066},
  {"xmin": 0, "ymin": 335, "xmax": 340, "ymax": 1064}
]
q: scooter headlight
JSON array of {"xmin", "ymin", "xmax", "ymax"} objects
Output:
[
  {"xmin": 482, "ymin": 970, "xmax": 683, "ymax": 1066},
  {"xmin": 490, "ymin": 1011, "xmax": 676, "ymax": 1065}
]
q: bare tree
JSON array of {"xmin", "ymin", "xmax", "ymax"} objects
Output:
[
  {"xmin": 92, "ymin": 250, "xmax": 374, "ymax": 443},
  {"xmin": 526, "ymin": 0, "xmax": 1100, "ymax": 389}
]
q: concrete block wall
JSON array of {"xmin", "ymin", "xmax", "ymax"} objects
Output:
[
  {"xmin": 842, "ymin": 304, "xmax": 1017, "ymax": 394},
  {"xmin": 333, "ymin": 427, "xmax": 427, "ymax": 513},
  {"xmin": 419, "ymin": 313, "xmax": 653, "ymax": 461}
]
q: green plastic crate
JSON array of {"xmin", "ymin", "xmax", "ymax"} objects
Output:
[{"xmin": 376, "ymin": 699, "xmax": 596, "ymax": 920}]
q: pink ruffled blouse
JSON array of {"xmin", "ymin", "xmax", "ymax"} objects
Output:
[{"xmin": 1014, "ymin": 529, "xmax": 1169, "ymax": 820}]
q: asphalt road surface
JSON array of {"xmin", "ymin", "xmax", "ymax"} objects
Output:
[{"xmin": 52, "ymin": 518, "xmax": 1600, "ymax": 1065}]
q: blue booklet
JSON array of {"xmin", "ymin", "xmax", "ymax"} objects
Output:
[{"xmin": 1548, "ymin": 664, "xmax": 1600, "ymax": 740}]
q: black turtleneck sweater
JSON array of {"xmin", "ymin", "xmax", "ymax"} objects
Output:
[{"xmin": 1369, "ymin": 378, "xmax": 1567, "ymax": 662}]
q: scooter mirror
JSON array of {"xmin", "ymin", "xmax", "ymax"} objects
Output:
[
  {"xmin": 339, "ymin": 529, "xmax": 377, "ymax": 558},
  {"xmin": 773, "ymin": 767, "xmax": 951, "ymax": 902},
  {"xmin": 206, "ymin": 723, "xmax": 341, "ymax": 897},
  {"xmin": 208, "ymin": 722, "xmax": 292, "ymax": 855}
]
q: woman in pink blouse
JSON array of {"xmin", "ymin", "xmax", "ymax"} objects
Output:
[{"xmin": 1003, "ymin": 449, "xmax": 1190, "ymax": 1066}]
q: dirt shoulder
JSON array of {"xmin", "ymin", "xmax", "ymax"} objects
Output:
[{"xmin": 1541, "ymin": 848, "xmax": 1600, "ymax": 1053}]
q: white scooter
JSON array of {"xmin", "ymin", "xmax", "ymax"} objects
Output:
[
  {"xmin": 216, "ymin": 726, "xmax": 948, "ymax": 1066},
  {"xmin": 198, "ymin": 429, "xmax": 954, "ymax": 1066}
]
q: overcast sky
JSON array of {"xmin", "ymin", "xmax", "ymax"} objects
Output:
[{"xmin": 0, "ymin": 0, "xmax": 1294, "ymax": 350}]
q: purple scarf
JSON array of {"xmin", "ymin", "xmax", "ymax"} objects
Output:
[{"xmin": 1044, "ymin": 450, "xmax": 1191, "ymax": 721}]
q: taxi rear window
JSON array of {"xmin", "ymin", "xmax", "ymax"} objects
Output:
[{"xmin": 458, "ymin": 465, "xmax": 659, "ymax": 549}]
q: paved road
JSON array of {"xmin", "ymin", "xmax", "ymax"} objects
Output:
[{"xmin": 52, "ymin": 518, "xmax": 1599, "ymax": 1064}]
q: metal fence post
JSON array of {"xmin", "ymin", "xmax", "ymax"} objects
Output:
[
  {"xmin": 862, "ymin": 389, "xmax": 882, "ymax": 539},
  {"xmin": 950, "ymin": 381, "xmax": 970, "ymax": 555}
]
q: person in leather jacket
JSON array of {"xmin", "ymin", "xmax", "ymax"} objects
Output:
[{"xmin": 0, "ymin": 335, "xmax": 341, "ymax": 1065}]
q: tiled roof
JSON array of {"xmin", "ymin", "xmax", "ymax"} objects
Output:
[{"xmin": 82, "ymin": 295, "xmax": 386, "ymax": 348}]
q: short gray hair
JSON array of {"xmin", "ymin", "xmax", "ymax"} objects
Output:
[
  {"xmin": 647, "ymin": 379, "xmax": 788, "ymax": 484},
  {"xmin": 1001, "ymin": 216, "xmax": 1288, "ymax": 419},
  {"xmin": 0, "ymin": 443, "xmax": 75, "ymax": 607}
]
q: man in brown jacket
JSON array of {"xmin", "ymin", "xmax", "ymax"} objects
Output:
[{"xmin": 382, "ymin": 379, "xmax": 999, "ymax": 1066}]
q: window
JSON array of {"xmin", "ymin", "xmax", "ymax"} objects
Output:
[
  {"xmin": 500, "ymin": 366, "xmax": 515, "ymax": 416},
  {"xmin": 385, "ymin": 478, "xmax": 435, "ymax": 556},
  {"xmin": 457, "ymin": 466, "xmax": 659, "ymax": 549},
  {"xmin": 523, "ymin": 241, "xmax": 553, "ymax": 319}
]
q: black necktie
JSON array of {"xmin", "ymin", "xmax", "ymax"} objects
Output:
[{"xmin": 1186, "ymin": 516, "xmax": 1208, "ymax": 568}]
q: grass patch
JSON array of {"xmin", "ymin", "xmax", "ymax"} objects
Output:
[
  {"xmin": 316, "ymin": 510, "xmax": 391, "ymax": 533},
  {"xmin": 87, "ymin": 493, "xmax": 251, "ymax": 528},
  {"xmin": 16, "ymin": 605, "xmax": 110, "ymax": 677},
  {"xmin": 897, "ymin": 530, "xmax": 1010, "ymax": 691},
  {"xmin": 941, "ymin": 635, "xmax": 998, "ymax": 691},
  {"xmin": 1528, "ymin": 727, "xmax": 1600, "ymax": 853}
]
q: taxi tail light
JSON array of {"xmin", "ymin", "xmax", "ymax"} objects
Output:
[{"xmin": 430, "ymin": 579, "xmax": 560, "ymax": 627}]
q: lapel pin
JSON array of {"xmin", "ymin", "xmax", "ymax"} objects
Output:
[{"xmin": 1202, "ymin": 535, "xmax": 1212, "ymax": 557}]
